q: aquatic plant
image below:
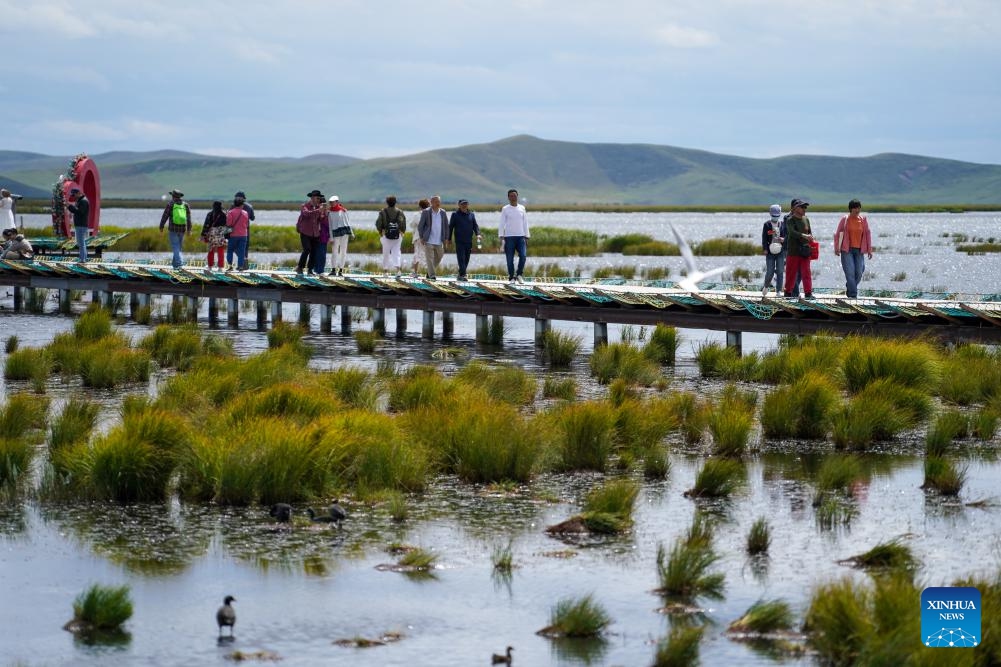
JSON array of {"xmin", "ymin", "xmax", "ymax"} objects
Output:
[
  {"xmin": 354, "ymin": 329, "xmax": 380, "ymax": 354},
  {"xmin": 580, "ymin": 479, "xmax": 639, "ymax": 534},
  {"xmin": 840, "ymin": 336, "xmax": 940, "ymax": 394},
  {"xmin": 49, "ymin": 395, "xmax": 100, "ymax": 453},
  {"xmin": 841, "ymin": 538, "xmax": 918, "ymax": 572},
  {"xmin": 552, "ymin": 401, "xmax": 617, "ymax": 472},
  {"xmin": 588, "ymin": 342, "xmax": 661, "ymax": 386},
  {"xmin": 728, "ymin": 599, "xmax": 794, "ymax": 634},
  {"xmin": 830, "ymin": 393, "xmax": 904, "ymax": 451},
  {"xmin": 227, "ymin": 381, "xmax": 332, "ymax": 426},
  {"xmin": 760, "ymin": 373, "xmax": 840, "ymax": 440},
  {"xmin": 456, "ymin": 361, "xmax": 536, "ymax": 405},
  {"xmin": 397, "ymin": 547, "xmax": 437, "ymax": 570},
  {"xmin": 486, "ymin": 315, "xmax": 506, "ymax": 346},
  {"xmin": 642, "ymin": 445, "xmax": 670, "ymax": 479},
  {"xmin": 538, "ymin": 594, "xmax": 611, "ymax": 638},
  {"xmin": 70, "ymin": 583, "xmax": 132, "ymax": 632},
  {"xmin": 133, "ymin": 304, "xmax": 153, "ymax": 325},
  {"xmin": 542, "ymin": 376, "xmax": 577, "ymax": 401},
  {"xmin": 693, "ymin": 237, "xmax": 759, "ymax": 256},
  {"xmin": 542, "ymin": 329, "xmax": 582, "ymax": 369},
  {"xmin": 266, "ymin": 320, "xmax": 309, "ymax": 351},
  {"xmin": 79, "ymin": 345, "xmax": 152, "ymax": 388},
  {"xmin": 814, "ymin": 455, "xmax": 863, "ymax": 497},
  {"xmin": 923, "ymin": 456, "xmax": 967, "ymax": 496},
  {"xmin": 652, "ymin": 625, "xmax": 703, "ymax": 667},
  {"xmin": 386, "ymin": 490, "xmax": 408, "ymax": 522},
  {"xmin": 0, "ymin": 437, "xmax": 33, "ymax": 489},
  {"xmin": 925, "ymin": 409, "xmax": 970, "ymax": 456},
  {"xmin": 803, "ymin": 578, "xmax": 871, "ymax": 666},
  {"xmin": 684, "ymin": 512, "xmax": 715, "ymax": 550},
  {"xmin": 140, "ymin": 324, "xmax": 204, "ymax": 370},
  {"xmin": 685, "ymin": 458, "xmax": 745, "ymax": 498},
  {"xmin": 614, "ymin": 397, "xmax": 677, "ymax": 454},
  {"xmin": 746, "ymin": 517, "xmax": 771, "ymax": 556},
  {"xmin": 5, "ymin": 335, "xmax": 18, "ymax": 354},
  {"xmin": 73, "ymin": 306, "xmax": 113, "ymax": 342},
  {"xmin": 324, "ymin": 366, "xmax": 379, "ymax": 410},
  {"xmin": 0, "ymin": 392, "xmax": 49, "ymax": 440},
  {"xmin": 938, "ymin": 344, "xmax": 1001, "ymax": 404},
  {"xmin": 708, "ymin": 391, "xmax": 754, "ymax": 457},
  {"xmin": 665, "ymin": 391, "xmax": 710, "ymax": 444},
  {"xmin": 387, "ymin": 370, "xmax": 452, "ymax": 412},
  {"xmin": 655, "ymin": 540, "xmax": 725, "ymax": 599},
  {"xmin": 492, "ymin": 540, "xmax": 514, "ymax": 573},
  {"xmin": 3, "ymin": 345, "xmax": 52, "ymax": 384},
  {"xmin": 643, "ymin": 323, "xmax": 680, "ymax": 365},
  {"xmin": 971, "ymin": 407, "xmax": 998, "ymax": 441}
]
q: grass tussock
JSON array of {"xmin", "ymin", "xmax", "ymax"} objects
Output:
[
  {"xmin": 925, "ymin": 409, "xmax": 969, "ymax": 456},
  {"xmin": 543, "ymin": 330, "xmax": 582, "ymax": 369},
  {"xmin": 840, "ymin": 336, "xmax": 940, "ymax": 394},
  {"xmin": 589, "ymin": 342, "xmax": 662, "ymax": 386},
  {"xmin": 538, "ymin": 594, "xmax": 611, "ymax": 638},
  {"xmin": 694, "ymin": 342, "xmax": 761, "ymax": 381},
  {"xmin": 551, "ymin": 401, "xmax": 617, "ymax": 472},
  {"xmin": 397, "ymin": 547, "xmax": 437, "ymax": 570},
  {"xmin": 455, "ymin": 361, "xmax": 536, "ymax": 405},
  {"xmin": 709, "ymin": 387, "xmax": 755, "ymax": 457},
  {"xmin": 354, "ymin": 329, "xmax": 380, "ymax": 354},
  {"xmin": 655, "ymin": 539, "xmax": 725, "ymax": 599},
  {"xmin": 4, "ymin": 346, "xmax": 52, "ymax": 383},
  {"xmin": 937, "ymin": 344, "xmax": 1001, "ymax": 405},
  {"xmin": 542, "ymin": 376, "xmax": 577, "ymax": 401},
  {"xmin": 643, "ymin": 324, "xmax": 680, "ymax": 365},
  {"xmin": 685, "ymin": 458, "xmax": 745, "ymax": 498},
  {"xmin": 652, "ymin": 625, "xmax": 703, "ymax": 667},
  {"xmin": 841, "ymin": 538, "xmax": 918, "ymax": 572},
  {"xmin": 49, "ymin": 395, "xmax": 100, "ymax": 453},
  {"xmin": 761, "ymin": 373, "xmax": 840, "ymax": 440},
  {"xmin": 387, "ymin": 368, "xmax": 452, "ymax": 412},
  {"xmin": 972, "ymin": 407, "xmax": 998, "ymax": 441},
  {"xmin": 0, "ymin": 437, "xmax": 34, "ymax": 489},
  {"xmin": 70, "ymin": 583, "xmax": 133, "ymax": 632},
  {"xmin": 492, "ymin": 540, "xmax": 514, "ymax": 573},
  {"xmin": 923, "ymin": 456, "xmax": 967, "ymax": 496},
  {"xmin": 728, "ymin": 599, "xmax": 794, "ymax": 634},
  {"xmin": 324, "ymin": 366, "xmax": 380, "ymax": 410},
  {"xmin": 746, "ymin": 517, "xmax": 771, "ymax": 556},
  {"xmin": 4, "ymin": 335, "xmax": 18, "ymax": 354},
  {"xmin": 580, "ymin": 479, "xmax": 639, "ymax": 534}
]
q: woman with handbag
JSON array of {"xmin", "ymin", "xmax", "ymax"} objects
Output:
[
  {"xmin": 833, "ymin": 199, "xmax": 873, "ymax": 299},
  {"xmin": 200, "ymin": 201, "xmax": 229, "ymax": 269},
  {"xmin": 783, "ymin": 198, "xmax": 816, "ymax": 299}
]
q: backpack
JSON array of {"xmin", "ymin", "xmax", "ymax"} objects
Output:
[{"xmin": 384, "ymin": 209, "xmax": 401, "ymax": 240}]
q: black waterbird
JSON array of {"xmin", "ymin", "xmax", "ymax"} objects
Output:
[
  {"xmin": 269, "ymin": 503, "xmax": 292, "ymax": 523},
  {"xmin": 307, "ymin": 501, "xmax": 347, "ymax": 529},
  {"xmin": 491, "ymin": 646, "xmax": 513, "ymax": 664},
  {"xmin": 216, "ymin": 595, "xmax": 236, "ymax": 638}
]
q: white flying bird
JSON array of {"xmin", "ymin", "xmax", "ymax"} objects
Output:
[{"xmin": 670, "ymin": 223, "xmax": 730, "ymax": 292}]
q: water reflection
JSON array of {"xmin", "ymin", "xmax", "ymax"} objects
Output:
[
  {"xmin": 0, "ymin": 501, "xmax": 28, "ymax": 536},
  {"xmin": 549, "ymin": 636, "xmax": 609, "ymax": 666}
]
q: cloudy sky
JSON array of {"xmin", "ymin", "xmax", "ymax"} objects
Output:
[{"xmin": 4, "ymin": 0, "xmax": 1000, "ymax": 163}]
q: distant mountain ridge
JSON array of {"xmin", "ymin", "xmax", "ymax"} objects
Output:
[{"xmin": 2, "ymin": 136, "xmax": 999, "ymax": 205}]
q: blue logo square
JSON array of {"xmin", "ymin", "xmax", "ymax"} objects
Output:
[{"xmin": 921, "ymin": 586, "xmax": 980, "ymax": 648}]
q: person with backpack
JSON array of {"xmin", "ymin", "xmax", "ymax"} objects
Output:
[
  {"xmin": 200, "ymin": 200, "xmax": 229, "ymax": 269},
  {"xmin": 295, "ymin": 189, "xmax": 327, "ymax": 274},
  {"xmin": 761, "ymin": 204, "xmax": 787, "ymax": 296},
  {"xmin": 376, "ymin": 195, "xmax": 406, "ymax": 276},
  {"xmin": 159, "ymin": 189, "xmax": 192, "ymax": 268}
]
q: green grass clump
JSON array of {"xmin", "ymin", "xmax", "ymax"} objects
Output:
[
  {"xmin": 49, "ymin": 395, "xmax": 100, "ymax": 453},
  {"xmin": 387, "ymin": 368, "xmax": 452, "ymax": 412},
  {"xmin": 708, "ymin": 390, "xmax": 755, "ymax": 457},
  {"xmin": 539, "ymin": 594, "xmax": 611, "ymax": 638},
  {"xmin": 840, "ymin": 337, "xmax": 940, "ymax": 394},
  {"xmin": 830, "ymin": 392, "xmax": 905, "ymax": 451},
  {"xmin": 589, "ymin": 342, "xmax": 661, "ymax": 386},
  {"xmin": 971, "ymin": 407, "xmax": 998, "ymax": 440},
  {"xmin": 728, "ymin": 599, "xmax": 794, "ymax": 634},
  {"xmin": 614, "ymin": 397, "xmax": 676, "ymax": 453},
  {"xmin": 552, "ymin": 401, "xmax": 616, "ymax": 472},
  {"xmin": 761, "ymin": 373, "xmax": 840, "ymax": 440},
  {"xmin": 4, "ymin": 335, "xmax": 18, "ymax": 354},
  {"xmin": 79, "ymin": 345, "xmax": 152, "ymax": 388},
  {"xmin": 643, "ymin": 324, "xmax": 680, "ymax": 365},
  {"xmin": 397, "ymin": 547, "xmax": 437, "ymax": 570},
  {"xmin": 4, "ymin": 346, "xmax": 52, "ymax": 383},
  {"xmin": 665, "ymin": 392, "xmax": 710, "ymax": 444},
  {"xmin": 746, "ymin": 517, "xmax": 771, "ymax": 556},
  {"xmin": 581, "ymin": 479, "xmax": 639, "ymax": 534},
  {"xmin": 803, "ymin": 578, "xmax": 871, "ymax": 666},
  {"xmin": 140, "ymin": 324, "xmax": 204, "ymax": 370},
  {"xmin": 842, "ymin": 539, "xmax": 918, "ymax": 572},
  {"xmin": 655, "ymin": 539, "xmax": 725, "ymax": 599},
  {"xmin": 815, "ymin": 455, "xmax": 863, "ymax": 496},
  {"xmin": 695, "ymin": 342, "xmax": 761, "ymax": 381},
  {"xmin": 652, "ymin": 625, "xmax": 703, "ymax": 667},
  {"xmin": 923, "ymin": 457, "xmax": 967, "ymax": 496},
  {"xmin": 354, "ymin": 329, "xmax": 380, "ymax": 354},
  {"xmin": 694, "ymin": 237, "xmax": 759, "ymax": 255},
  {"xmin": 542, "ymin": 329, "xmax": 582, "ymax": 369},
  {"xmin": 266, "ymin": 320, "xmax": 305, "ymax": 348},
  {"xmin": 73, "ymin": 307, "xmax": 114, "ymax": 342},
  {"xmin": 325, "ymin": 366, "xmax": 379, "ymax": 410},
  {"xmin": 0, "ymin": 392, "xmax": 49, "ymax": 439},
  {"xmin": 542, "ymin": 376, "xmax": 577, "ymax": 401},
  {"xmin": 685, "ymin": 458, "xmax": 745, "ymax": 498},
  {"xmin": 0, "ymin": 437, "xmax": 34, "ymax": 489},
  {"xmin": 455, "ymin": 361, "xmax": 536, "ymax": 405},
  {"xmin": 71, "ymin": 584, "xmax": 133, "ymax": 632},
  {"xmin": 492, "ymin": 540, "xmax": 514, "ymax": 573},
  {"xmin": 937, "ymin": 344, "xmax": 1001, "ymax": 405},
  {"xmin": 925, "ymin": 409, "xmax": 969, "ymax": 456}
]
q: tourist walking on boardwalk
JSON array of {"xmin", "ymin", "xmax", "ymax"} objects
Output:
[
  {"xmin": 159, "ymin": 189, "xmax": 192, "ymax": 268},
  {"xmin": 296, "ymin": 189, "xmax": 327, "ymax": 274},
  {"xmin": 499, "ymin": 188, "xmax": 530, "ymax": 283},
  {"xmin": 834, "ymin": 199, "xmax": 872, "ymax": 299},
  {"xmin": 226, "ymin": 200, "xmax": 250, "ymax": 271},
  {"xmin": 200, "ymin": 200, "xmax": 229, "ymax": 269},
  {"xmin": 315, "ymin": 200, "xmax": 331, "ymax": 274},
  {"xmin": 66, "ymin": 187, "xmax": 90, "ymax": 261},
  {"xmin": 410, "ymin": 198, "xmax": 430, "ymax": 277},
  {"xmin": 783, "ymin": 198, "xmax": 815, "ymax": 299},
  {"xmin": 234, "ymin": 191, "xmax": 255, "ymax": 263},
  {"xmin": 761, "ymin": 204, "xmax": 786, "ymax": 296},
  {"xmin": 376, "ymin": 195, "xmax": 406, "ymax": 275},
  {"xmin": 327, "ymin": 195, "xmax": 353, "ymax": 276},
  {"xmin": 417, "ymin": 195, "xmax": 449, "ymax": 280},
  {"xmin": 449, "ymin": 199, "xmax": 481, "ymax": 281}
]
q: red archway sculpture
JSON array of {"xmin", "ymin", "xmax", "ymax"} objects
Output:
[{"xmin": 51, "ymin": 154, "xmax": 101, "ymax": 238}]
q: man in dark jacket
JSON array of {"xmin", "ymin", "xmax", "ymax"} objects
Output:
[
  {"xmin": 66, "ymin": 188, "xmax": 90, "ymax": 261},
  {"xmin": 159, "ymin": 189, "xmax": 192, "ymax": 268},
  {"xmin": 448, "ymin": 199, "xmax": 481, "ymax": 281}
]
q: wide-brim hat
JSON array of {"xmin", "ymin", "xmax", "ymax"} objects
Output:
[
  {"xmin": 307, "ymin": 189, "xmax": 324, "ymax": 198},
  {"xmin": 169, "ymin": 189, "xmax": 184, "ymax": 198}
]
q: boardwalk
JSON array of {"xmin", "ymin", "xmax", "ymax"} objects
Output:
[{"xmin": 2, "ymin": 257, "xmax": 1000, "ymax": 345}]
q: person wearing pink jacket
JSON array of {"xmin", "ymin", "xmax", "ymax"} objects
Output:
[
  {"xmin": 225, "ymin": 203, "xmax": 250, "ymax": 271},
  {"xmin": 833, "ymin": 199, "xmax": 873, "ymax": 298}
]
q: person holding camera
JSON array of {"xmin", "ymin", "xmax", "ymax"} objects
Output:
[{"xmin": 67, "ymin": 188, "xmax": 91, "ymax": 261}]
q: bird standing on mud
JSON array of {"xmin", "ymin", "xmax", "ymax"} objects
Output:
[
  {"xmin": 491, "ymin": 645, "xmax": 514, "ymax": 664},
  {"xmin": 307, "ymin": 501, "xmax": 347, "ymax": 529},
  {"xmin": 217, "ymin": 595, "xmax": 237, "ymax": 638}
]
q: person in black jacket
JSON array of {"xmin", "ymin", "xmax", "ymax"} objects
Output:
[
  {"xmin": 448, "ymin": 199, "xmax": 481, "ymax": 281},
  {"xmin": 66, "ymin": 188, "xmax": 90, "ymax": 261},
  {"xmin": 761, "ymin": 204, "xmax": 786, "ymax": 296},
  {"xmin": 200, "ymin": 200, "xmax": 229, "ymax": 269}
]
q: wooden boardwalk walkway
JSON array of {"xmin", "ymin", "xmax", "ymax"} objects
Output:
[{"xmin": 2, "ymin": 257, "xmax": 1000, "ymax": 344}]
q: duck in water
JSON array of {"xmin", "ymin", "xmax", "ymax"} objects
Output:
[
  {"xmin": 216, "ymin": 595, "xmax": 236, "ymax": 638},
  {"xmin": 269, "ymin": 503, "xmax": 292, "ymax": 523},
  {"xmin": 491, "ymin": 646, "xmax": 513, "ymax": 664},
  {"xmin": 307, "ymin": 501, "xmax": 347, "ymax": 529}
]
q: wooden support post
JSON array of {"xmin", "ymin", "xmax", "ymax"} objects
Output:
[
  {"xmin": 422, "ymin": 310, "xmax": 435, "ymax": 339},
  {"xmin": 129, "ymin": 293, "xmax": 139, "ymax": 319},
  {"xmin": 594, "ymin": 321, "xmax": 608, "ymax": 347},
  {"xmin": 726, "ymin": 330, "xmax": 743, "ymax": 356},
  {"xmin": 340, "ymin": 306, "xmax": 352, "ymax": 333},
  {"xmin": 228, "ymin": 298, "xmax": 240, "ymax": 327},
  {"xmin": 207, "ymin": 297, "xmax": 219, "ymax": 324},
  {"xmin": 12, "ymin": 286, "xmax": 22, "ymax": 312},
  {"xmin": 320, "ymin": 305, "xmax": 332, "ymax": 333},
  {"xmin": 186, "ymin": 296, "xmax": 198, "ymax": 321},
  {"xmin": 475, "ymin": 314, "xmax": 489, "ymax": 343},
  {"xmin": 257, "ymin": 301, "xmax": 268, "ymax": 329},
  {"xmin": 395, "ymin": 308, "xmax": 407, "ymax": 337},
  {"xmin": 535, "ymin": 318, "xmax": 551, "ymax": 346},
  {"xmin": 60, "ymin": 288, "xmax": 72, "ymax": 315},
  {"xmin": 100, "ymin": 291, "xmax": 113, "ymax": 310},
  {"xmin": 442, "ymin": 311, "xmax": 454, "ymax": 339},
  {"xmin": 373, "ymin": 307, "xmax": 386, "ymax": 335},
  {"xmin": 490, "ymin": 315, "xmax": 504, "ymax": 345},
  {"xmin": 269, "ymin": 301, "xmax": 282, "ymax": 326},
  {"xmin": 298, "ymin": 302, "xmax": 311, "ymax": 328},
  {"xmin": 91, "ymin": 290, "xmax": 100, "ymax": 306}
]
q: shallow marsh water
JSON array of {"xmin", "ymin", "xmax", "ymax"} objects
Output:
[{"xmin": 1, "ymin": 210, "xmax": 1000, "ymax": 666}]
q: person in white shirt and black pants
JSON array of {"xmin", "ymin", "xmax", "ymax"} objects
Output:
[
  {"xmin": 498, "ymin": 188, "xmax": 530, "ymax": 283},
  {"xmin": 417, "ymin": 195, "xmax": 449, "ymax": 280}
]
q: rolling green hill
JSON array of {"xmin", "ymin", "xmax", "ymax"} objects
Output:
[{"xmin": 3, "ymin": 136, "xmax": 1000, "ymax": 205}]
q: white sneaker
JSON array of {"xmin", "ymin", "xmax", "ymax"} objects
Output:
[
  {"xmin": 761, "ymin": 285, "xmax": 768, "ymax": 296},
  {"xmin": 515, "ymin": 275, "xmax": 525, "ymax": 284}
]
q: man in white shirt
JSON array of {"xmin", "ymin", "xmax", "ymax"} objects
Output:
[
  {"xmin": 417, "ymin": 194, "xmax": 450, "ymax": 280},
  {"xmin": 498, "ymin": 188, "xmax": 530, "ymax": 283}
]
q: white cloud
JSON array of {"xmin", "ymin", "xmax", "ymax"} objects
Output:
[
  {"xmin": 194, "ymin": 147, "xmax": 254, "ymax": 158},
  {"xmin": 653, "ymin": 23, "xmax": 719, "ymax": 48},
  {"xmin": 0, "ymin": 1, "xmax": 97, "ymax": 38}
]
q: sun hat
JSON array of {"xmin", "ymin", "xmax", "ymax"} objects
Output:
[
  {"xmin": 169, "ymin": 189, "xmax": 184, "ymax": 198},
  {"xmin": 769, "ymin": 204, "xmax": 782, "ymax": 219},
  {"xmin": 328, "ymin": 195, "xmax": 339, "ymax": 202},
  {"xmin": 307, "ymin": 189, "xmax": 323, "ymax": 198}
]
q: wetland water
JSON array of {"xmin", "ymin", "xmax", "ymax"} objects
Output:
[{"xmin": 1, "ymin": 210, "xmax": 1000, "ymax": 666}]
